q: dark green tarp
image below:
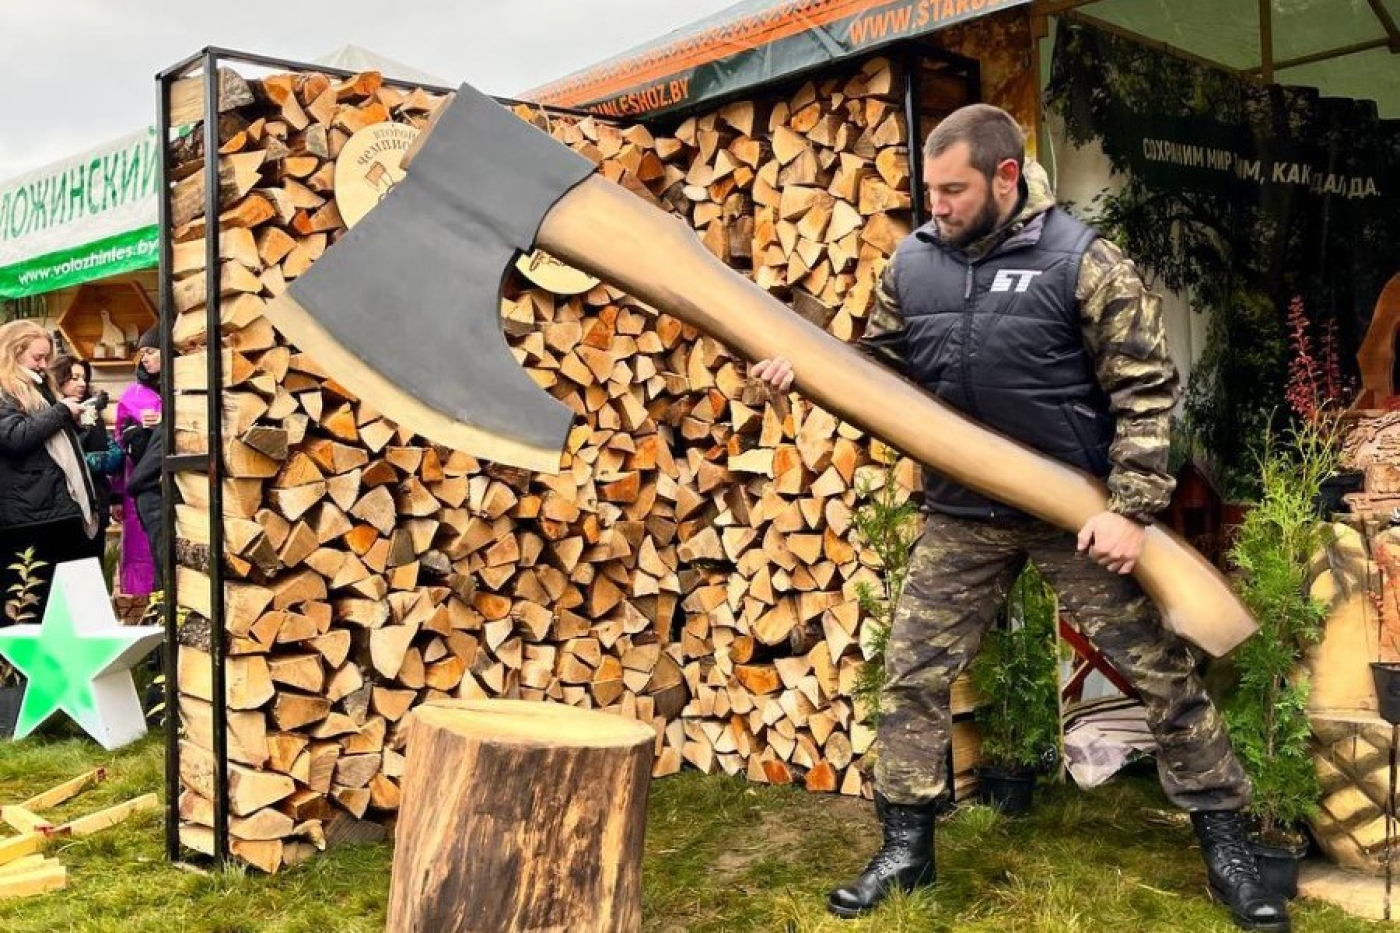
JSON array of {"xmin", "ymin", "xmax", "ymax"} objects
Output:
[{"xmin": 524, "ymin": 0, "xmax": 1029, "ymax": 118}]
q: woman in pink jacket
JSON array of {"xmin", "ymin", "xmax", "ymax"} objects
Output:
[{"xmin": 114, "ymin": 328, "xmax": 161, "ymax": 596}]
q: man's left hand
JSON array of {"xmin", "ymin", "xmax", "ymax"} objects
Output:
[{"xmin": 1076, "ymin": 511, "xmax": 1147, "ymax": 575}]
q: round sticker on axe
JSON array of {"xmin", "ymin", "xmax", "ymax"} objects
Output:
[
  {"xmin": 514, "ymin": 249, "xmax": 600, "ymax": 295},
  {"xmin": 334, "ymin": 122, "xmax": 420, "ymax": 228}
]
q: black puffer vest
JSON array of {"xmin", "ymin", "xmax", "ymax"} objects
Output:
[{"xmin": 890, "ymin": 208, "xmax": 1104, "ymax": 520}]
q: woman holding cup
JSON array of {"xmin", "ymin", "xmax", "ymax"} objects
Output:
[
  {"xmin": 49, "ymin": 354, "xmax": 122, "ymax": 556},
  {"xmin": 115, "ymin": 328, "xmax": 162, "ymax": 597},
  {"xmin": 0, "ymin": 320, "xmax": 99, "ymax": 611}
]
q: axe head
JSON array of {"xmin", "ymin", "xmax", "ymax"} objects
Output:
[{"xmin": 266, "ymin": 82, "xmax": 595, "ymax": 473}]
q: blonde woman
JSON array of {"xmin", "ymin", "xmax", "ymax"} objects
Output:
[{"xmin": 0, "ymin": 320, "xmax": 99, "ymax": 614}]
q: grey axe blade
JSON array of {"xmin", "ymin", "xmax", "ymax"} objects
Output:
[
  {"xmin": 267, "ymin": 82, "xmax": 592, "ymax": 473},
  {"xmin": 264, "ymin": 82, "xmax": 1257, "ymax": 657}
]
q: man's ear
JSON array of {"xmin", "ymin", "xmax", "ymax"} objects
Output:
[{"xmin": 994, "ymin": 158, "xmax": 1021, "ymax": 198}]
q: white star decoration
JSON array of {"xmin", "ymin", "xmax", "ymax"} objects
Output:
[{"xmin": 0, "ymin": 558, "xmax": 163, "ymax": 749}]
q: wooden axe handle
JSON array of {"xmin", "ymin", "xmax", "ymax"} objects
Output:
[
  {"xmin": 399, "ymin": 93, "xmax": 455, "ymax": 172},
  {"xmin": 538, "ymin": 176, "xmax": 1256, "ymax": 656}
]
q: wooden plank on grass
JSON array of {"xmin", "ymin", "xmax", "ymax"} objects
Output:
[
  {"xmin": 0, "ymin": 807, "xmax": 52, "ymax": 835},
  {"xmin": 19, "ymin": 768, "xmax": 105, "ymax": 811},
  {"xmin": 0, "ymin": 853, "xmax": 47, "ymax": 876},
  {"xmin": 0, "ymin": 861, "xmax": 66, "ymax": 898},
  {"xmin": 55, "ymin": 794, "xmax": 159, "ymax": 837},
  {"xmin": 0, "ymin": 833, "xmax": 43, "ymax": 866}
]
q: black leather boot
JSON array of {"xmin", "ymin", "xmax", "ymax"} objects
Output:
[
  {"xmin": 1191, "ymin": 810, "xmax": 1292, "ymax": 932},
  {"xmin": 827, "ymin": 796, "xmax": 937, "ymax": 918}
]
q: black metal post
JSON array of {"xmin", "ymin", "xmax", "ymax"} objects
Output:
[
  {"xmin": 202, "ymin": 49, "xmax": 231, "ymax": 869},
  {"xmin": 1388, "ymin": 722, "xmax": 1396, "ymax": 921},
  {"xmin": 902, "ymin": 52, "xmax": 927, "ymax": 230},
  {"xmin": 155, "ymin": 55, "xmax": 181, "ymax": 866},
  {"xmin": 160, "ymin": 49, "xmax": 208, "ymax": 85},
  {"xmin": 1258, "ymin": 0, "xmax": 1274, "ymax": 84}
]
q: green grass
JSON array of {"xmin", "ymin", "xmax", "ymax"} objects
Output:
[{"xmin": 0, "ymin": 735, "xmax": 1379, "ymax": 931}]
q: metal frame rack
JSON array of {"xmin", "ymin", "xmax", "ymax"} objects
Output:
[{"xmin": 153, "ymin": 46, "xmax": 594, "ymax": 867}]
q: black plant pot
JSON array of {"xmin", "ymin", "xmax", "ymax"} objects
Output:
[
  {"xmin": 0, "ymin": 683, "xmax": 22, "ymax": 740},
  {"xmin": 1372, "ymin": 662, "xmax": 1400, "ymax": 725},
  {"xmin": 1250, "ymin": 837, "xmax": 1307, "ymax": 900},
  {"xmin": 977, "ymin": 767, "xmax": 1036, "ymax": 816}
]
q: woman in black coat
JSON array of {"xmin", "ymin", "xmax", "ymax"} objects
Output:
[
  {"xmin": 49, "ymin": 350, "xmax": 121, "ymax": 551},
  {"xmin": 0, "ymin": 321, "xmax": 99, "ymax": 614},
  {"xmin": 49, "ymin": 354, "xmax": 122, "ymax": 558}
]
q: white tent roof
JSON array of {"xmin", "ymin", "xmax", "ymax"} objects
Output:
[{"xmin": 314, "ymin": 45, "xmax": 451, "ymax": 89}]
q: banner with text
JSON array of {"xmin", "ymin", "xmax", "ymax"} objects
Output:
[
  {"xmin": 525, "ymin": 0, "xmax": 1029, "ymax": 118},
  {"xmin": 0, "ymin": 127, "xmax": 160, "ymax": 298},
  {"xmin": 1114, "ymin": 113, "xmax": 1384, "ymax": 207}
]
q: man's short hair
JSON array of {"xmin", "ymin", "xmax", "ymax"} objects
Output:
[{"xmin": 922, "ymin": 104, "xmax": 1025, "ymax": 179}]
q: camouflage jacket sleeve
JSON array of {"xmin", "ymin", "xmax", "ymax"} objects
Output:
[
  {"xmin": 1077, "ymin": 238, "xmax": 1180, "ymax": 521},
  {"xmin": 855, "ymin": 261, "xmax": 910, "ymax": 374}
]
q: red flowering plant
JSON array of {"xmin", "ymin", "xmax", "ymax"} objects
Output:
[{"xmin": 1283, "ymin": 295, "xmax": 1351, "ymax": 429}]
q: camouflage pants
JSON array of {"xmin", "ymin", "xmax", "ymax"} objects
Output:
[{"xmin": 875, "ymin": 510, "xmax": 1251, "ymax": 812}]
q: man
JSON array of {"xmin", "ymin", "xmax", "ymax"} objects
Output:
[{"xmin": 751, "ymin": 104, "xmax": 1287, "ymax": 932}]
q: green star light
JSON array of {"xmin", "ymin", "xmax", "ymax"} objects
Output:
[{"xmin": 0, "ymin": 558, "xmax": 162, "ymax": 749}]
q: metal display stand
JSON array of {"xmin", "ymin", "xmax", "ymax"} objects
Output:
[{"xmin": 153, "ymin": 47, "xmax": 592, "ymax": 868}]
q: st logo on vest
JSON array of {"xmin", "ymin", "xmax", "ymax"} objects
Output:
[{"xmin": 989, "ymin": 269, "xmax": 1043, "ymax": 293}]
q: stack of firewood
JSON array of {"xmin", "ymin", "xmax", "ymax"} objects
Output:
[
  {"xmin": 655, "ymin": 57, "xmax": 910, "ymax": 339},
  {"xmin": 167, "ymin": 58, "xmax": 969, "ymax": 873},
  {"xmin": 637, "ymin": 59, "xmax": 936, "ymax": 790}
]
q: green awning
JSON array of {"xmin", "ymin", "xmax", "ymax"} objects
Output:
[
  {"xmin": 0, "ymin": 127, "xmax": 160, "ymax": 299},
  {"xmin": 525, "ymin": 0, "xmax": 1399, "ymax": 120}
]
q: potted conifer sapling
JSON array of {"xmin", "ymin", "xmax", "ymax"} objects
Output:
[
  {"xmin": 967, "ymin": 565, "xmax": 1061, "ymax": 815},
  {"xmin": 1223, "ymin": 300, "xmax": 1345, "ymax": 897}
]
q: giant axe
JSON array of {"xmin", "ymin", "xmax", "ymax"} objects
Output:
[{"xmin": 265, "ymin": 82, "xmax": 1256, "ymax": 657}]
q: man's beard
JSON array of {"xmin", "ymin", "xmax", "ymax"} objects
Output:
[{"xmin": 937, "ymin": 196, "xmax": 1004, "ymax": 249}]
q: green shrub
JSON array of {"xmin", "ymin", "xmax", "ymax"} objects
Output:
[
  {"xmin": 968, "ymin": 564, "xmax": 1061, "ymax": 773},
  {"xmin": 3, "ymin": 547, "xmax": 47, "ymax": 687},
  {"xmin": 1223, "ymin": 419, "xmax": 1336, "ymax": 840},
  {"xmin": 849, "ymin": 448, "xmax": 921, "ymax": 725}
]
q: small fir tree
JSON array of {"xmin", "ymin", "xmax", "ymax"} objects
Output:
[
  {"xmin": 849, "ymin": 446, "xmax": 921, "ymax": 725},
  {"xmin": 968, "ymin": 565, "xmax": 1061, "ymax": 773},
  {"xmin": 1224, "ymin": 427, "xmax": 1333, "ymax": 840},
  {"xmin": 1224, "ymin": 295, "xmax": 1343, "ymax": 841}
]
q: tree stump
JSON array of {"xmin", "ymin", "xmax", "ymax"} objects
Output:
[{"xmin": 386, "ymin": 699, "xmax": 655, "ymax": 932}]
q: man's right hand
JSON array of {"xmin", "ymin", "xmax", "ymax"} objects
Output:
[{"xmin": 750, "ymin": 356, "xmax": 795, "ymax": 392}]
